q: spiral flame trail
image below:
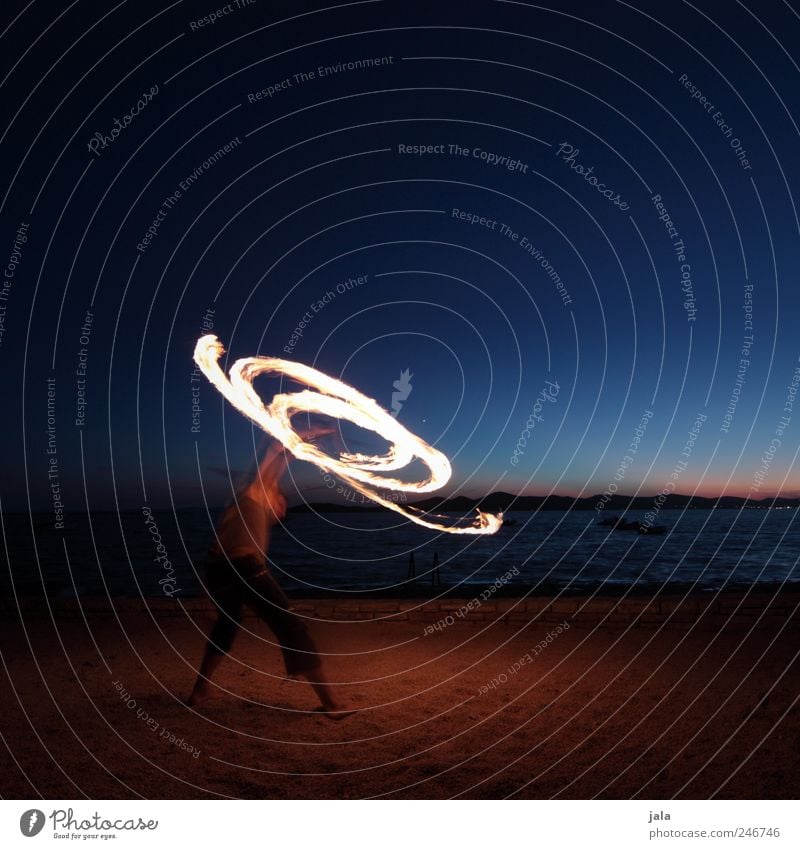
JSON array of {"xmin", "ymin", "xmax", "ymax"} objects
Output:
[{"xmin": 193, "ymin": 335, "xmax": 503, "ymax": 534}]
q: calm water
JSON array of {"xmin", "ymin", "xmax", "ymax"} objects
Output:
[{"xmin": 1, "ymin": 508, "xmax": 798, "ymax": 598}]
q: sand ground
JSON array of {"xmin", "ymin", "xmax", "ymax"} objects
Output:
[{"xmin": 1, "ymin": 598, "xmax": 798, "ymax": 799}]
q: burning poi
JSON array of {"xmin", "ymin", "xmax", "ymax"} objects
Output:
[{"xmin": 193, "ymin": 335, "xmax": 503, "ymax": 534}]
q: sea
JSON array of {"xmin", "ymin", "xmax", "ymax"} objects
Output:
[{"xmin": 1, "ymin": 508, "xmax": 798, "ymax": 598}]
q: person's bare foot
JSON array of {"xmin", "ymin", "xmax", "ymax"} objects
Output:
[
  {"xmin": 185, "ymin": 685, "xmax": 213, "ymax": 707},
  {"xmin": 314, "ymin": 705, "xmax": 359, "ymax": 721}
]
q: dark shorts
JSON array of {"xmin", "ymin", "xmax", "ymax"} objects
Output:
[{"xmin": 203, "ymin": 553, "xmax": 320, "ymax": 677}]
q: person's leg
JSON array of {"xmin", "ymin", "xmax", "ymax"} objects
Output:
[
  {"xmin": 187, "ymin": 581, "xmax": 243, "ymax": 705},
  {"xmin": 304, "ymin": 664, "xmax": 357, "ymax": 718},
  {"xmin": 244, "ymin": 567, "xmax": 354, "ymax": 715},
  {"xmin": 187, "ymin": 644, "xmax": 227, "ymax": 706}
]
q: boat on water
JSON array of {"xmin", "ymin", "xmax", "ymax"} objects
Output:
[
  {"xmin": 597, "ymin": 515, "xmax": 667, "ymax": 535},
  {"xmin": 637, "ymin": 523, "xmax": 667, "ymax": 535}
]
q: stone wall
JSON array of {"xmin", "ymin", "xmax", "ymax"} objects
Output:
[{"xmin": 6, "ymin": 591, "xmax": 798, "ymax": 630}]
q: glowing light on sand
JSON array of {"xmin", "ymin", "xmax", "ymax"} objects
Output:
[{"xmin": 194, "ymin": 335, "xmax": 503, "ymax": 534}]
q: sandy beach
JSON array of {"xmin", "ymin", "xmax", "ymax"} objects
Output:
[{"xmin": 1, "ymin": 591, "xmax": 798, "ymax": 799}]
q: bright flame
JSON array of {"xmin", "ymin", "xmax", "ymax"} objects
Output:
[{"xmin": 193, "ymin": 335, "xmax": 502, "ymax": 535}]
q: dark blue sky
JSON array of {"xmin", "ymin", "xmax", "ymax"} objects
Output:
[{"xmin": 3, "ymin": 0, "xmax": 800, "ymax": 511}]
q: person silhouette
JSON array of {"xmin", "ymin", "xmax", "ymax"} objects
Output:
[{"xmin": 187, "ymin": 429, "xmax": 354, "ymax": 718}]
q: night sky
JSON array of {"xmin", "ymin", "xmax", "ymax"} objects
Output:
[{"xmin": 3, "ymin": 0, "xmax": 800, "ymax": 512}]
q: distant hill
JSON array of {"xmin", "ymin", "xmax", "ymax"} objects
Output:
[{"xmin": 289, "ymin": 491, "xmax": 800, "ymax": 514}]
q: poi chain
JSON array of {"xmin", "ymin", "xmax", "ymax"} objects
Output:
[{"xmin": 194, "ymin": 335, "xmax": 503, "ymax": 534}]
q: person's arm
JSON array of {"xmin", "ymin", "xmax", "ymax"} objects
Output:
[
  {"xmin": 241, "ymin": 426, "xmax": 336, "ymax": 520},
  {"xmin": 241, "ymin": 443, "xmax": 287, "ymax": 501},
  {"xmin": 244, "ymin": 426, "xmax": 334, "ymax": 497},
  {"xmin": 256, "ymin": 441, "xmax": 289, "ymax": 480},
  {"xmin": 236, "ymin": 443, "xmax": 287, "ymax": 530},
  {"xmin": 209, "ymin": 444, "xmax": 285, "ymax": 557}
]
